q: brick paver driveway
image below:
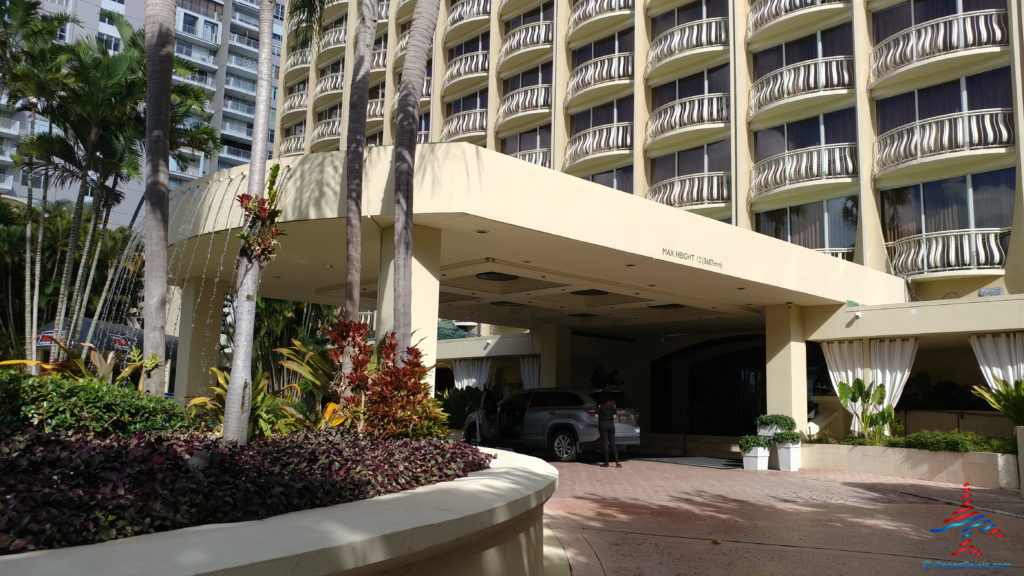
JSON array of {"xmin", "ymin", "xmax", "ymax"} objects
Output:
[{"xmin": 544, "ymin": 459, "xmax": 1024, "ymax": 576}]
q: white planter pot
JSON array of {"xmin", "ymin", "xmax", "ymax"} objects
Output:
[
  {"xmin": 778, "ymin": 442, "xmax": 801, "ymax": 472},
  {"xmin": 743, "ymin": 447, "xmax": 769, "ymax": 471}
]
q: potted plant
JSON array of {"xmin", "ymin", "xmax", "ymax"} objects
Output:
[
  {"xmin": 755, "ymin": 413, "xmax": 796, "ymax": 437},
  {"xmin": 773, "ymin": 430, "xmax": 801, "ymax": 472},
  {"xmin": 739, "ymin": 435, "xmax": 772, "ymax": 470}
]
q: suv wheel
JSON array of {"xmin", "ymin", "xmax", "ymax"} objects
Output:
[{"xmin": 549, "ymin": 430, "xmax": 578, "ymax": 462}]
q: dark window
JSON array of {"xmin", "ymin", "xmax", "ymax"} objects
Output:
[{"xmin": 531, "ymin": 391, "xmax": 585, "ymax": 408}]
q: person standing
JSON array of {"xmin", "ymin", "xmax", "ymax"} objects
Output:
[{"xmin": 598, "ymin": 399, "xmax": 621, "ymax": 468}]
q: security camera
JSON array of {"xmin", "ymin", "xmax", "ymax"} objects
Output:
[{"xmin": 854, "ymin": 312, "xmax": 862, "ymax": 319}]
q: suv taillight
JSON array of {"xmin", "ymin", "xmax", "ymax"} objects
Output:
[{"xmin": 585, "ymin": 409, "xmax": 598, "ymax": 420}]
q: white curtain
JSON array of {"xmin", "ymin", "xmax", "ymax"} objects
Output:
[
  {"xmin": 969, "ymin": 332, "xmax": 1024, "ymax": 391},
  {"xmin": 520, "ymin": 355, "xmax": 541, "ymax": 389},
  {"xmin": 452, "ymin": 359, "xmax": 491, "ymax": 390},
  {"xmin": 821, "ymin": 340, "xmax": 865, "ymax": 432},
  {"xmin": 870, "ymin": 338, "xmax": 918, "ymax": 415}
]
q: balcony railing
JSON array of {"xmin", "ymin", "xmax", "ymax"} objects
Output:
[
  {"xmin": 0, "ymin": 116, "xmax": 19, "ymax": 133},
  {"xmin": 222, "ymin": 121, "xmax": 254, "ymax": 138},
  {"xmin": 316, "ymin": 73, "xmax": 345, "ymax": 96},
  {"xmin": 499, "ymin": 22, "xmax": 553, "ymax": 65},
  {"xmin": 649, "ymin": 172, "xmax": 730, "ymax": 209},
  {"xmin": 748, "ymin": 0, "xmax": 848, "ymax": 38},
  {"xmin": 417, "ymin": 130, "xmax": 430, "ymax": 143},
  {"xmin": 646, "ymin": 93, "xmax": 728, "ymax": 144},
  {"xmin": 0, "ymin": 174, "xmax": 14, "ymax": 189},
  {"xmin": 224, "ymin": 98, "xmax": 257, "ymax": 116},
  {"xmin": 224, "ymin": 75, "xmax": 257, "ymax": 94},
  {"xmin": 180, "ymin": 23, "xmax": 219, "ymax": 43},
  {"xmin": 749, "ymin": 56, "xmax": 854, "ymax": 116},
  {"xmin": 497, "ymin": 84, "xmax": 551, "ymax": 125},
  {"xmin": 567, "ymin": 53, "xmax": 633, "ymax": 101},
  {"xmin": 510, "ymin": 148, "xmax": 552, "ymax": 168},
  {"xmin": 568, "ymin": 0, "xmax": 633, "ymax": 38},
  {"xmin": 816, "ymin": 247, "xmax": 854, "ymax": 261},
  {"xmin": 446, "ymin": 0, "xmax": 490, "ymax": 31},
  {"xmin": 279, "ymin": 134, "xmax": 306, "ymax": 156},
  {"xmin": 875, "ymin": 109, "xmax": 1014, "ymax": 172},
  {"xmin": 441, "ymin": 109, "xmax": 487, "ymax": 141},
  {"xmin": 443, "ymin": 51, "xmax": 489, "ymax": 91},
  {"xmin": 871, "ymin": 10, "xmax": 1009, "ymax": 84},
  {"xmin": 282, "ymin": 91, "xmax": 308, "ymax": 115},
  {"xmin": 368, "ymin": 98, "xmax": 385, "ymax": 121},
  {"xmin": 564, "ymin": 122, "xmax": 632, "ymax": 168},
  {"xmin": 227, "ymin": 53, "xmax": 256, "ymax": 71},
  {"xmin": 372, "ymin": 48, "xmax": 388, "ymax": 71},
  {"xmin": 173, "ymin": 72, "xmax": 215, "ymax": 90},
  {"xmin": 751, "ymin": 143, "xmax": 858, "ymax": 196},
  {"xmin": 378, "ymin": 0, "xmax": 390, "ymax": 18},
  {"xmin": 287, "ymin": 48, "xmax": 312, "ymax": 71},
  {"xmin": 229, "ymin": 33, "xmax": 259, "ymax": 51},
  {"xmin": 222, "ymin": 145, "xmax": 252, "ymax": 160},
  {"xmin": 312, "ymin": 118, "xmax": 343, "ymax": 144},
  {"xmin": 886, "ymin": 228, "xmax": 1011, "ymax": 276},
  {"xmin": 175, "ymin": 46, "xmax": 217, "ymax": 67},
  {"xmin": 320, "ymin": 26, "xmax": 347, "ymax": 52},
  {"xmin": 231, "ymin": 10, "xmax": 260, "ymax": 29},
  {"xmin": 647, "ymin": 18, "xmax": 728, "ymax": 76},
  {"xmin": 398, "ymin": 30, "xmax": 410, "ymax": 57}
]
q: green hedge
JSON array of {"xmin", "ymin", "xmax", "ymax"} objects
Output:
[{"xmin": 839, "ymin": 429, "xmax": 1017, "ymax": 454}]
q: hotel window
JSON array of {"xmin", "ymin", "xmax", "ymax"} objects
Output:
[
  {"xmin": 323, "ymin": 16, "xmax": 346, "ymax": 32},
  {"xmin": 571, "ymin": 96, "xmax": 633, "ymax": 134},
  {"xmin": 573, "ymin": 29, "xmax": 633, "ymax": 67},
  {"xmin": 873, "ymin": 0, "xmax": 1005, "ymax": 45},
  {"xmin": 98, "ymin": 33, "xmax": 121, "ymax": 53},
  {"xmin": 755, "ymin": 107, "xmax": 856, "ymax": 162},
  {"xmin": 653, "ymin": 64, "xmax": 729, "ymax": 108},
  {"xmin": 447, "ymin": 90, "xmax": 487, "ymax": 114},
  {"xmin": 274, "ymin": 2, "xmax": 285, "ymax": 20},
  {"xmin": 284, "ymin": 121, "xmax": 305, "ymax": 137},
  {"xmin": 370, "ymin": 82, "xmax": 386, "ymax": 100},
  {"xmin": 317, "ymin": 104, "xmax": 342, "ymax": 121},
  {"xmin": 881, "ymin": 168, "xmax": 1015, "ymax": 243},
  {"xmin": 651, "ymin": 0, "xmax": 726, "ymax": 37},
  {"xmin": 585, "ymin": 165, "xmax": 634, "ymax": 194},
  {"xmin": 756, "ymin": 196, "xmax": 858, "ymax": 257},
  {"xmin": 504, "ymin": 1, "xmax": 554, "ymax": 32},
  {"xmin": 651, "ymin": 138, "xmax": 730, "ymax": 184},
  {"xmin": 287, "ymin": 80, "xmax": 307, "ymax": 95},
  {"xmin": 503, "ymin": 63, "xmax": 552, "ymax": 93},
  {"xmin": 501, "ymin": 124, "xmax": 551, "ymax": 154},
  {"xmin": 367, "ymin": 131, "xmax": 384, "ymax": 146},
  {"xmin": 876, "ymin": 67, "xmax": 1011, "ymax": 135},
  {"xmin": 753, "ymin": 22, "xmax": 852, "ymax": 80},
  {"xmin": 448, "ymin": 33, "xmax": 489, "ymax": 60}
]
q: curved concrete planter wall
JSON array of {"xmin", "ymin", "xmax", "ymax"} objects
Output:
[
  {"xmin": 1, "ymin": 449, "xmax": 558, "ymax": 576},
  {"xmin": 802, "ymin": 444, "xmax": 1019, "ymax": 490}
]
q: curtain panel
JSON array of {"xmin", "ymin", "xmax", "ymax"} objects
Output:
[
  {"xmin": 821, "ymin": 339, "xmax": 865, "ymax": 432},
  {"xmin": 520, "ymin": 355, "xmax": 541, "ymax": 390},
  {"xmin": 452, "ymin": 358, "xmax": 492, "ymax": 390},
  {"xmin": 969, "ymin": 332, "xmax": 1024, "ymax": 390},
  {"xmin": 869, "ymin": 338, "xmax": 918, "ymax": 414}
]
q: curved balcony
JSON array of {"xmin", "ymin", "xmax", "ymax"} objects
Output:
[
  {"xmin": 314, "ymin": 72, "xmax": 345, "ymax": 109},
  {"xmin": 750, "ymin": 143, "xmax": 858, "ymax": 200},
  {"xmin": 366, "ymin": 98, "xmax": 386, "ymax": 130},
  {"xmin": 284, "ymin": 48, "xmax": 312, "ymax": 84},
  {"xmin": 396, "ymin": 30, "xmax": 411, "ymax": 67},
  {"xmin": 875, "ymin": 109, "xmax": 1014, "ymax": 182},
  {"xmin": 496, "ymin": 84, "xmax": 551, "ymax": 135},
  {"xmin": 887, "ymin": 228, "xmax": 1011, "ymax": 278},
  {"xmin": 645, "ymin": 18, "xmax": 728, "ymax": 87},
  {"xmin": 748, "ymin": 56, "xmax": 854, "ymax": 127},
  {"xmin": 649, "ymin": 172, "xmax": 730, "ymax": 211},
  {"xmin": 377, "ymin": 0, "xmax": 390, "ymax": 23},
  {"xmin": 318, "ymin": 26, "xmax": 348, "ymax": 61},
  {"xmin": 441, "ymin": 109, "xmax": 487, "ymax": 143},
  {"xmin": 565, "ymin": 53, "xmax": 633, "ymax": 114},
  {"xmin": 567, "ymin": 0, "xmax": 634, "ymax": 49},
  {"xmin": 446, "ymin": 0, "xmax": 490, "ymax": 46},
  {"xmin": 278, "ymin": 134, "xmax": 306, "ymax": 157},
  {"xmin": 443, "ymin": 51, "xmax": 489, "ymax": 96},
  {"xmin": 817, "ymin": 247, "xmax": 854, "ymax": 261},
  {"xmin": 397, "ymin": 0, "xmax": 416, "ymax": 21},
  {"xmin": 509, "ymin": 148, "xmax": 552, "ymax": 168},
  {"xmin": 390, "ymin": 78, "xmax": 433, "ymax": 118},
  {"xmin": 747, "ymin": 0, "xmax": 850, "ymax": 51},
  {"xmin": 322, "ymin": 0, "xmax": 349, "ymax": 23},
  {"xmin": 370, "ymin": 48, "xmax": 388, "ymax": 85},
  {"xmin": 280, "ymin": 90, "xmax": 308, "ymax": 124},
  {"xmin": 645, "ymin": 93, "xmax": 729, "ymax": 157},
  {"xmin": 311, "ymin": 118, "xmax": 343, "ymax": 151},
  {"xmin": 870, "ymin": 10, "xmax": 1009, "ymax": 94},
  {"xmin": 563, "ymin": 122, "xmax": 633, "ymax": 173},
  {"xmin": 498, "ymin": 22, "xmax": 553, "ymax": 76}
]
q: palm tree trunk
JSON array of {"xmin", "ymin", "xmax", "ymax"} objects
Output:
[
  {"xmin": 142, "ymin": 0, "xmax": 177, "ymax": 395},
  {"xmin": 30, "ymin": 173, "xmax": 49, "ymax": 372},
  {"xmin": 23, "ymin": 108, "xmax": 38, "ymax": 362},
  {"xmin": 391, "ymin": 0, "xmax": 439, "ymax": 356},
  {"xmin": 85, "ymin": 197, "xmax": 143, "ymax": 346},
  {"xmin": 222, "ymin": 0, "xmax": 277, "ymax": 444},
  {"xmin": 50, "ymin": 178, "xmax": 91, "ymax": 362},
  {"xmin": 75, "ymin": 205, "xmax": 113, "ymax": 349},
  {"xmin": 67, "ymin": 201, "xmax": 101, "ymax": 347}
]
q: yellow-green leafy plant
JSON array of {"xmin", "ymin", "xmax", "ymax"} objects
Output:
[
  {"xmin": 188, "ymin": 367, "xmax": 297, "ymax": 439},
  {"xmin": 972, "ymin": 378, "xmax": 1024, "ymax": 426}
]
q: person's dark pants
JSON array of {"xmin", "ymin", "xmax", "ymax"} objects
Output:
[{"xmin": 600, "ymin": 423, "xmax": 618, "ymax": 464}]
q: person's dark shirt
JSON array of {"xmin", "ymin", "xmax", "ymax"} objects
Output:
[{"xmin": 597, "ymin": 405, "xmax": 616, "ymax": 424}]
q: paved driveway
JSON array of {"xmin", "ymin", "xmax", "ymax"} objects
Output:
[{"xmin": 544, "ymin": 459, "xmax": 1024, "ymax": 576}]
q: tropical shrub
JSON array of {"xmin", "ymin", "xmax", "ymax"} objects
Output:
[
  {"xmin": 437, "ymin": 386, "xmax": 483, "ymax": 429},
  {"xmin": 0, "ymin": 428, "xmax": 494, "ymax": 555},
  {"xmin": 738, "ymin": 435, "xmax": 772, "ymax": 452},
  {"xmin": 972, "ymin": 378, "xmax": 1024, "ymax": 426},
  {"xmin": 755, "ymin": 413, "xmax": 796, "ymax": 433},
  {"xmin": 885, "ymin": 430, "xmax": 1017, "ymax": 454},
  {"xmin": 187, "ymin": 367, "xmax": 297, "ymax": 439},
  {"xmin": 772, "ymin": 430, "xmax": 801, "ymax": 445},
  {"xmin": 838, "ymin": 378, "xmax": 898, "ymax": 445}
]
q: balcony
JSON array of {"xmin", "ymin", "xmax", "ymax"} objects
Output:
[
  {"xmin": 397, "ymin": 0, "xmax": 416, "ymax": 21},
  {"xmin": 747, "ymin": 0, "xmax": 850, "ymax": 51},
  {"xmin": 887, "ymin": 228, "xmax": 1011, "ymax": 277},
  {"xmin": 443, "ymin": 51, "xmax": 489, "ymax": 96},
  {"xmin": 223, "ymin": 98, "xmax": 257, "ymax": 119},
  {"xmin": 0, "ymin": 116, "xmax": 18, "ymax": 136},
  {"xmin": 174, "ymin": 46, "xmax": 217, "ymax": 70},
  {"xmin": 226, "ymin": 53, "xmax": 257, "ymax": 75},
  {"xmin": 285, "ymin": 49, "xmax": 312, "ymax": 83},
  {"xmin": 221, "ymin": 120, "xmax": 254, "ymax": 140},
  {"xmin": 870, "ymin": 10, "xmax": 1009, "ymax": 95},
  {"xmin": 173, "ymin": 72, "xmax": 216, "ymax": 91},
  {"xmin": 875, "ymin": 109, "xmax": 1014, "ymax": 185},
  {"xmin": 223, "ymin": 74, "xmax": 257, "ymax": 96},
  {"xmin": 396, "ymin": 30, "xmax": 411, "ymax": 66},
  {"xmin": 499, "ymin": 22, "xmax": 553, "ymax": 76},
  {"xmin": 367, "ymin": 98, "xmax": 386, "ymax": 130},
  {"xmin": 567, "ymin": 0, "xmax": 633, "ymax": 48},
  {"xmin": 314, "ymin": 73, "xmax": 345, "ymax": 109},
  {"xmin": 220, "ymin": 145, "xmax": 252, "ymax": 162},
  {"xmin": 390, "ymin": 78, "xmax": 433, "ymax": 118},
  {"xmin": 319, "ymin": 26, "xmax": 348, "ymax": 61},
  {"xmin": 311, "ymin": 118, "xmax": 343, "ymax": 151},
  {"xmin": 441, "ymin": 109, "xmax": 487, "ymax": 143},
  {"xmin": 748, "ymin": 56, "xmax": 854, "ymax": 128},
  {"xmin": 646, "ymin": 18, "xmax": 728, "ymax": 87},
  {"xmin": 509, "ymin": 148, "xmax": 552, "ymax": 168},
  {"xmin": 229, "ymin": 32, "xmax": 259, "ymax": 54},
  {"xmin": 816, "ymin": 247, "xmax": 854, "ymax": 261},
  {"xmin": 648, "ymin": 172, "xmax": 730, "ymax": 211},
  {"xmin": 280, "ymin": 90, "xmax": 309, "ymax": 123},
  {"xmin": 563, "ymin": 122, "xmax": 632, "ymax": 173},
  {"xmin": 378, "ymin": 0, "xmax": 390, "ymax": 23},
  {"xmin": 279, "ymin": 134, "xmax": 306, "ymax": 157},
  {"xmin": 322, "ymin": 0, "xmax": 349, "ymax": 22},
  {"xmin": 0, "ymin": 174, "xmax": 13, "ymax": 190},
  {"xmin": 418, "ymin": 130, "xmax": 430, "ymax": 143},
  {"xmin": 750, "ymin": 143, "xmax": 857, "ymax": 201},
  {"xmin": 371, "ymin": 48, "xmax": 388, "ymax": 84},
  {"xmin": 446, "ymin": 0, "xmax": 490, "ymax": 46},
  {"xmin": 496, "ymin": 84, "xmax": 551, "ymax": 135},
  {"xmin": 565, "ymin": 53, "xmax": 633, "ymax": 114},
  {"xmin": 231, "ymin": 9, "xmax": 259, "ymax": 29},
  {"xmin": 645, "ymin": 93, "xmax": 729, "ymax": 157}
]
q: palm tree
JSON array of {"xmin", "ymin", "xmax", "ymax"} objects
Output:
[{"xmin": 391, "ymin": 0, "xmax": 440, "ymax": 356}]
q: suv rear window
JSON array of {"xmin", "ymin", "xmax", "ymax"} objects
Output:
[
  {"xmin": 530, "ymin": 391, "xmax": 585, "ymax": 408},
  {"xmin": 589, "ymin": 391, "xmax": 634, "ymax": 409}
]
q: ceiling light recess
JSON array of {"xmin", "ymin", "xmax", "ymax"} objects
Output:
[
  {"xmin": 476, "ymin": 271, "xmax": 519, "ymax": 282},
  {"xmin": 570, "ymin": 289, "xmax": 609, "ymax": 296}
]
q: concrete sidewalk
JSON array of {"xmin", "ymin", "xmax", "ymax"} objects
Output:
[{"xmin": 544, "ymin": 459, "xmax": 1024, "ymax": 576}]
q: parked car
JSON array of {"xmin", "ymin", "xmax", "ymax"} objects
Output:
[{"xmin": 463, "ymin": 387, "xmax": 640, "ymax": 462}]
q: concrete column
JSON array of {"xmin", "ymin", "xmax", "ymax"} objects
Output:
[
  {"xmin": 1003, "ymin": 0, "xmax": 1024, "ymax": 293},
  {"xmin": 173, "ymin": 279, "xmax": 227, "ymax": 404},
  {"xmin": 538, "ymin": 323, "xmax": 571, "ymax": 389},
  {"xmin": 730, "ymin": 0, "xmax": 753, "ymax": 230},
  {"xmin": 765, "ymin": 304, "xmax": 808, "ymax": 434},
  {"xmin": 551, "ymin": 0, "xmax": 572, "ymax": 172},
  {"xmin": 376, "ymin": 224, "xmax": 442, "ymax": 389}
]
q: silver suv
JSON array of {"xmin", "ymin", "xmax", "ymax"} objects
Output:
[{"xmin": 463, "ymin": 388, "xmax": 640, "ymax": 462}]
